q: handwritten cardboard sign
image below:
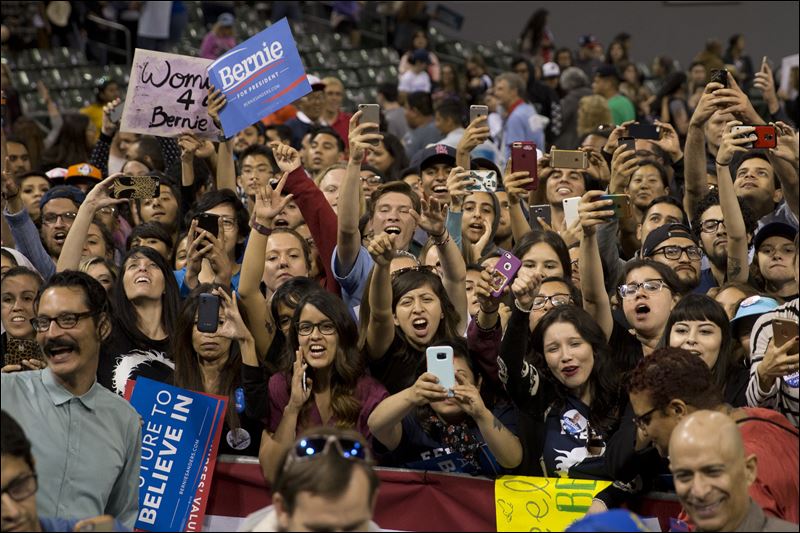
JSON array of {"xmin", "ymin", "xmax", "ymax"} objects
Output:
[
  {"xmin": 206, "ymin": 17, "xmax": 311, "ymax": 137},
  {"xmin": 126, "ymin": 378, "xmax": 227, "ymax": 532},
  {"xmin": 121, "ymin": 49, "xmax": 222, "ymax": 140},
  {"xmin": 495, "ymin": 476, "xmax": 611, "ymax": 531}
]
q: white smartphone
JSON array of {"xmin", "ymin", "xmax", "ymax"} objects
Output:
[
  {"xmin": 426, "ymin": 346, "xmax": 455, "ymax": 397},
  {"xmin": 562, "ymin": 196, "xmax": 581, "ymax": 228}
]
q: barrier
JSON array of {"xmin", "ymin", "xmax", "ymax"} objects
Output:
[{"xmin": 205, "ymin": 456, "xmax": 682, "ymax": 532}]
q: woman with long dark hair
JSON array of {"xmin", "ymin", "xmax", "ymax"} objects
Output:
[
  {"xmin": 365, "ymin": 132, "xmax": 408, "ymax": 182},
  {"xmin": 172, "ymin": 285, "xmax": 263, "ymax": 455},
  {"xmin": 499, "ymin": 273, "xmax": 625, "ymax": 477},
  {"xmin": 662, "ymin": 294, "xmax": 749, "ymax": 406},
  {"xmin": 39, "ymin": 113, "xmax": 96, "ymax": 170},
  {"xmin": 103, "ymin": 246, "xmax": 181, "ymax": 393},
  {"xmin": 258, "ymin": 290, "xmax": 388, "ymax": 482}
]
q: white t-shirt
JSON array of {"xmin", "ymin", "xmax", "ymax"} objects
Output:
[{"xmin": 398, "ymin": 70, "xmax": 432, "ymax": 94}]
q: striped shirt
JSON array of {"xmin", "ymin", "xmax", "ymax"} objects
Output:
[{"xmin": 747, "ymin": 298, "xmax": 799, "ymax": 427}]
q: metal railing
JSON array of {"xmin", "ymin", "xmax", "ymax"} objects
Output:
[{"xmin": 86, "ymin": 13, "xmax": 132, "ymax": 67}]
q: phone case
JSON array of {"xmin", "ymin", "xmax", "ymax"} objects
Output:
[
  {"xmin": 772, "ymin": 318, "xmax": 799, "ymax": 347},
  {"xmin": 627, "ymin": 123, "xmax": 660, "ymax": 140},
  {"xmin": 4, "ymin": 338, "xmax": 46, "ymax": 366},
  {"xmin": 753, "ymin": 126, "xmax": 777, "ymax": 149},
  {"xmin": 619, "ymin": 136, "xmax": 636, "ymax": 154},
  {"xmin": 562, "ymin": 196, "xmax": 581, "ymax": 227},
  {"xmin": 426, "ymin": 346, "xmax": 455, "ymax": 395},
  {"xmin": 550, "ymin": 149, "xmax": 588, "ymax": 169},
  {"xmin": 530, "ymin": 204, "xmax": 552, "ymax": 228},
  {"xmin": 195, "ymin": 213, "xmax": 220, "ymax": 238},
  {"xmin": 109, "ymin": 102, "xmax": 124, "ymax": 124},
  {"xmin": 599, "ymin": 194, "xmax": 632, "ymax": 219},
  {"xmin": 490, "ymin": 251, "xmax": 522, "ymax": 298},
  {"xmin": 466, "ymin": 170, "xmax": 498, "ymax": 192},
  {"xmin": 358, "ymin": 104, "xmax": 380, "ymax": 145},
  {"xmin": 470, "ymin": 105, "xmax": 488, "ymax": 123},
  {"xmin": 197, "ymin": 293, "xmax": 220, "ymax": 333},
  {"xmin": 710, "ymin": 69, "xmax": 728, "ymax": 88},
  {"xmin": 113, "ymin": 176, "xmax": 160, "ymax": 199},
  {"xmin": 511, "ymin": 142, "xmax": 538, "ymax": 190}
]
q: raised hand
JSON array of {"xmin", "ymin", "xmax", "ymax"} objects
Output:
[
  {"xmin": 458, "ymin": 115, "xmax": 490, "ymax": 154},
  {"xmin": 348, "ymin": 111, "xmax": 382, "ymax": 163},
  {"xmin": 1, "ymin": 156, "xmax": 20, "ymax": 200},
  {"xmin": 609, "ymin": 144, "xmax": 638, "ymax": 193},
  {"xmin": 753, "ymin": 58, "xmax": 780, "ymax": 114},
  {"xmin": 446, "ymin": 166, "xmax": 472, "ymax": 210},
  {"xmin": 366, "ymin": 232, "xmax": 396, "ymax": 266},
  {"xmin": 580, "ymin": 147, "xmax": 611, "ymax": 183},
  {"xmin": 211, "ymin": 287, "xmax": 254, "ymax": 343},
  {"xmin": 452, "ymin": 372, "xmax": 489, "ymax": 418},
  {"xmin": 270, "ymin": 141, "xmax": 302, "ymax": 174},
  {"xmin": 470, "ymin": 219, "xmax": 492, "ymax": 258},
  {"xmin": 511, "ymin": 271, "xmax": 542, "ymax": 311},
  {"xmin": 207, "ymin": 86, "xmax": 226, "ymax": 130},
  {"xmin": 253, "ymin": 171, "xmax": 293, "ymax": 226},
  {"xmin": 653, "ymin": 120, "xmax": 682, "ymax": 162},
  {"xmin": 717, "ymin": 120, "xmax": 753, "ymax": 166},
  {"xmin": 475, "ymin": 266, "xmax": 504, "ymax": 313},
  {"xmin": 288, "ymin": 349, "xmax": 312, "ymax": 410},
  {"xmin": 85, "ymin": 174, "xmax": 129, "ymax": 211},
  {"xmin": 503, "ymin": 170, "xmax": 533, "ymax": 204},
  {"xmin": 101, "ymin": 97, "xmax": 122, "ymax": 137},
  {"xmin": 178, "ymin": 133, "xmax": 202, "ymax": 162},
  {"xmin": 603, "ymin": 120, "xmax": 636, "ymax": 154},
  {"xmin": 412, "ymin": 196, "xmax": 447, "ymax": 238},
  {"xmin": 689, "ymin": 81, "xmax": 724, "ymax": 127},
  {"xmin": 407, "ymin": 372, "xmax": 449, "ymax": 406},
  {"xmin": 184, "ymin": 218, "xmax": 214, "ymax": 285},
  {"xmin": 578, "ymin": 190, "xmax": 615, "ymax": 237},
  {"xmin": 768, "ymin": 121, "xmax": 799, "ymax": 166},
  {"xmin": 712, "ymin": 72, "xmax": 762, "ymax": 123}
]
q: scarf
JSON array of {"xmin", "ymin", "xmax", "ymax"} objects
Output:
[{"xmin": 427, "ymin": 414, "xmax": 482, "ymax": 470}]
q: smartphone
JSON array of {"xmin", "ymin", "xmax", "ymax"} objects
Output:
[
  {"xmin": 470, "ymin": 105, "xmax": 488, "ymax": 123},
  {"xmin": 489, "ymin": 251, "xmax": 522, "ymax": 298},
  {"xmin": 426, "ymin": 345, "xmax": 455, "ymax": 396},
  {"xmin": 195, "ymin": 213, "xmax": 220, "ymax": 238},
  {"xmin": 357, "ymin": 103, "xmax": 381, "ymax": 146},
  {"xmin": 619, "ymin": 136, "xmax": 636, "ymax": 154},
  {"xmin": 466, "ymin": 169, "xmax": 498, "ymax": 192},
  {"xmin": 773, "ymin": 318, "xmax": 799, "ymax": 349},
  {"xmin": 710, "ymin": 68, "xmax": 728, "ymax": 88},
  {"xmin": 197, "ymin": 293, "xmax": 220, "ymax": 333},
  {"xmin": 511, "ymin": 141, "xmax": 538, "ymax": 190},
  {"xmin": 302, "ymin": 369, "xmax": 308, "ymax": 393},
  {"xmin": 731, "ymin": 125, "xmax": 777, "ymax": 149},
  {"xmin": 562, "ymin": 196, "xmax": 581, "ymax": 228},
  {"xmin": 4, "ymin": 338, "xmax": 46, "ymax": 367},
  {"xmin": 599, "ymin": 194, "xmax": 632, "ymax": 219},
  {"xmin": 529, "ymin": 204, "xmax": 552, "ymax": 230},
  {"xmin": 109, "ymin": 100, "xmax": 124, "ymax": 124},
  {"xmin": 627, "ymin": 123, "xmax": 660, "ymax": 140},
  {"xmin": 550, "ymin": 149, "xmax": 588, "ymax": 169},
  {"xmin": 112, "ymin": 175, "xmax": 160, "ymax": 199}
]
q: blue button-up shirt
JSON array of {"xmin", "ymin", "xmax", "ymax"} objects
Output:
[{"xmin": 1, "ymin": 368, "xmax": 141, "ymax": 528}]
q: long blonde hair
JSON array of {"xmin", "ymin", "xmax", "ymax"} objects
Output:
[{"xmin": 577, "ymin": 95, "xmax": 612, "ymax": 137}]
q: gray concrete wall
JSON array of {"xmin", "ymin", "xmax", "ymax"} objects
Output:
[{"xmin": 434, "ymin": 1, "xmax": 799, "ymax": 69}]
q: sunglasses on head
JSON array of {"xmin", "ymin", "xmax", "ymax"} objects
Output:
[
  {"xmin": 391, "ymin": 264, "xmax": 437, "ymax": 280},
  {"xmin": 284, "ymin": 434, "xmax": 373, "ymax": 471}
]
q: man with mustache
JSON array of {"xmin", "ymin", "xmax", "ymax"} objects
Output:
[
  {"xmin": 641, "ymin": 223, "xmax": 703, "ymax": 292},
  {"xmin": 1, "ymin": 271, "xmax": 141, "ymax": 528}
]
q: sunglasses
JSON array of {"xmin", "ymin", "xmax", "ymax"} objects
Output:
[{"xmin": 283, "ymin": 434, "xmax": 373, "ymax": 473}]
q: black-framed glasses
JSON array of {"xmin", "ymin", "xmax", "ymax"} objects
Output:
[
  {"xmin": 632, "ymin": 407, "xmax": 659, "ymax": 430},
  {"xmin": 1, "ymin": 473, "xmax": 37, "ymax": 502},
  {"xmin": 391, "ymin": 264, "xmax": 437, "ymax": 280},
  {"xmin": 531, "ymin": 293, "xmax": 573, "ymax": 310},
  {"xmin": 30, "ymin": 311, "xmax": 99, "ymax": 332},
  {"xmin": 41, "ymin": 212, "xmax": 77, "ymax": 225},
  {"xmin": 618, "ymin": 279, "xmax": 668, "ymax": 299},
  {"xmin": 650, "ymin": 245, "xmax": 703, "ymax": 261},
  {"xmin": 700, "ymin": 219, "xmax": 725, "ymax": 233},
  {"xmin": 296, "ymin": 321, "xmax": 337, "ymax": 336}
]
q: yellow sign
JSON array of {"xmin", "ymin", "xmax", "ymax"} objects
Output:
[{"xmin": 495, "ymin": 476, "xmax": 611, "ymax": 532}]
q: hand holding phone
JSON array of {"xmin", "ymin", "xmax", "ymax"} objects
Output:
[
  {"xmin": 550, "ymin": 149, "xmax": 589, "ymax": 169},
  {"xmin": 598, "ymin": 194, "xmax": 632, "ymax": 220},
  {"xmin": 197, "ymin": 293, "xmax": 220, "ymax": 333},
  {"xmin": 618, "ymin": 136, "xmax": 636, "ymax": 154},
  {"xmin": 530, "ymin": 204, "xmax": 552, "ymax": 230},
  {"xmin": 511, "ymin": 141, "xmax": 538, "ymax": 190},
  {"xmin": 465, "ymin": 170, "xmax": 498, "ymax": 192},
  {"xmin": 772, "ymin": 318, "xmax": 799, "ymax": 352},
  {"xmin": 470, "ymin": 105, "xmax": 488, "ymax": 123},
  {"xmin": 731, "ymin": 125, "xmax": 777, "ymax": 149},
  {"xmin": 426, "ymin": 346, "xmax": 455, "ymax": 397},
  {"xmin": 710, "ymin": 69, "xmax": 729, "ymax": 88},
  {"xmin": 357, "ymin": 104, "xmax": 381, "ymax": 146},
  {"xmin": 112, "ymin": 175, "xmax": 160, "ymax": 199},
  {"xmin": 194, "ymin": 213, "xmax": 220, "ymax": 239},
  {"xmin": 627, "ymin": 123, "xmax": 660, "ymax": 141},
  {"xmin": 489, "ymin": 251, "xmax": 522, "ymax": 298}
]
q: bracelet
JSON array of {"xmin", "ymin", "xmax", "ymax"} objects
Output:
[
  {"xmin": 251, "ymin": 220, "xmax": 272, "ymax": 236},
  {"xmin": 514, "ymin": 298, "xmax": 533, "ymax": 313},
  {"xmin": 479, "ymin": 304, "xmax": 499, "ymax": 315},
  {"xmin": 431, "ymin": 230, "xmax": 450, "ymax": 247},
  {"xmin": 715, "ymin": 159, "xmax": 729, "ymax": 166}
]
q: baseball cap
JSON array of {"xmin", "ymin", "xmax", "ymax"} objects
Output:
[
  {"xmin": 40, "ymin": 185, "xmax": 85, "ymax": 210},
  {"xmin": 566, "ymin": 509, "xmax": 654, "ymax": 532},
  {"xmin": 410, "ymin": 49, "xmax": 431, "ymax": 65},
  {"xmin": 217, "ymin": 13, "xmax": 235, "ymax": 27},
  {"xmin": 418, "ymin": 144, "xmax": 456, "ymax": 172},
  {"xmin": 594, "ymin": 64, "xmax": 621, "ymax": 80},
  {"xmin": 731, "ymin": 295, "xmax": 780, "ymax": 331},
  {"xmin": 307, "ymin": 74, "xmax": 326, "ymax": 92},
  {"xmin": 542, "ymin": 62, "xmax": 561, "ymax": 79},
  {"xmin": 641, "ymin": 223, "xmax": 696, "ymax": 258},
  {"xmin": 578, "ymin": 34, "xmax": 599, "ymax": 48},
  {"xmin": 64, "ymin": 163, "xmax": 102, "ymax": 186},
  {"xmin": 753, "ymin": 221, "xmax": 797, "ymax": 252}
]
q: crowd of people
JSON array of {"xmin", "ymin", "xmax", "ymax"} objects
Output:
[{"xmin": 1, "ymin": 2, "xmax": 800, "ymax": 533}]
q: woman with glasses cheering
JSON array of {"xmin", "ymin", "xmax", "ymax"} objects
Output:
[{"xmin": 258, "ymin": 290, "xmax": 388, "ymax": 482}]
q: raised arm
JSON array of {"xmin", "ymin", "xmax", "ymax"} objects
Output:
[
  {"xmin": 578, "ymin": 190, "xmax": 615, "ymax": 340},
  {"xmin": 365, "ymin": 233, "xmax": 397, "ymax": 360},
  {"xmin": 56, "ymin": 175, "xmax": 126, "ymax": 272},
  {"xmin": 456, "ymin": 115, "xmax": 490, "ymax": 170},
  {"xmin": 767, "ymin": 122, "xmax": 799, "ymax": 218},
  {"xmin": 685, "ymin": 82, "xmax": 723, "ymax": 217},
  {"xmin": 503, "ymin": 169, "xmax": 536, "ymax": 243},
  {"xmin": 367, "ymin": 372, "xmax": 449, "ymax": 450},
  {"xmin": 412, "ymin": 196, "xmax": 468, "ymax": 333},
  {"xmin": 206, "ymin": 87, "xmax": 236, "ymax": 193},
  {"xmin": 337, "ymin": 112, "xmax": 382, "ymax": 272},
  {"xmin": 715, "ymin": 120, "xmax": 751, "ymax": 283}
]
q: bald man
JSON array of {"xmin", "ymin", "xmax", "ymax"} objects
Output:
[{"xmin": 669, "ymin": 411, "xmax": 797, "ymax": 532}]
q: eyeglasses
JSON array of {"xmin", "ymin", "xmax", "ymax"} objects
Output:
[
  {"xmin": 531, "ymin": 293, "xmax": 573, "ymax": 310},
  {"xmin": 361, "ymin": 175, "xmax": 382, "ymax": 185},
  {"xmin": 286, "ymin": 434, "xmax": 372, "ymax": 468},
  {"xmin": 30, "ymin": 311, "xmax": 99, "ymax": 332},
  {"xmin": 297, "ymin": 321, "xmax": 337, "ymax": 336},
  {"xmin": 391, "ymin": 264, "xmax": 437, "ymax": 280},
  {"xmin": 632, "ymin": 407, "xmax": 659, "ymax": 430},
  {"xmin": 41, "ymin": 212, "xmax": 77, "ymax": 225},
  {"xmin": 618, "ymin": 279, "xmax": 669, "ymax": 299},
  {"xmin": 650, "ymin": 245, "xmax": 703, "ymax": 261},
  {"xmin": 1, "ymin": 473, "xmax": 37, "ymax": 502},
  {"xmin": 700, "ymin": 219, "xmax": 725, "ymax": 233}
]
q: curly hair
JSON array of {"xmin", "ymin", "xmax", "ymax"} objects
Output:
[
  {"xmin": 627, "ymin": 346, "xmax": 722, "ymax": 409},
  {"xmin": 691, "ymin": 190, "xmax": 758, "ymax": 245}
]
